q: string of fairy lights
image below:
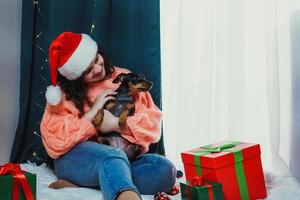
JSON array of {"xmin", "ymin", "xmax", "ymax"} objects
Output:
[
  {"xmin": 31, "ymin": 0, "xmax": 98, "ymax": 139},
  {"xmin": 32, "ymin": 0, "xmax": 46, "ymax": 139},
  {"xmin": 90, "ymin": 0, "xmax": 97, "ymax": 35}
]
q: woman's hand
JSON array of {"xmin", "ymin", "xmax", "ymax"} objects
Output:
[
  {"xmin": 84, "ymin": 90, "xmax": 116, "ymax": 121},
  {"xmin": 92, "ymin": 90, "xmax": 117, "ymax": 111},
  {"xmin": 100, "ymin": 109, "xmax": 121, "ymax": 133}
]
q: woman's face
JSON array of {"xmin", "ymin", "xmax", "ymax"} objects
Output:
[{"xmin": 83, "ymin": 53, "xmax": 106, "ymax": 83}]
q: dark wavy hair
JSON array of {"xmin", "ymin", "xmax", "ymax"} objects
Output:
[{"xmin": 57, "ymin": 49, "xmax": 115, "ymax": 117}]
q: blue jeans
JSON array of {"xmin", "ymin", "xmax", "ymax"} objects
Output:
[{"xmin": 54, "ymin": 141, "xmax": 176, "ymax": 200}]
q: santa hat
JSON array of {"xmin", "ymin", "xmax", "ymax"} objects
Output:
[{"xmin": 46, "ymin": 32, "xmax": 98, "ymax": 105}]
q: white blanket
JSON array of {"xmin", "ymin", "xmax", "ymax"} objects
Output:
[{"xmin": 20, "ymin": 163, "xmax": 300, "ymax": 200}]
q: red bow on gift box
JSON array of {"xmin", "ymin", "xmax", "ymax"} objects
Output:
[
  {"xmin": 0, "ymin": 163, "xmax": 34, "ymax": 200},
  {"xmin": 190, "ymin": 176, "xmax": 203, "ymax": 186},
  {"xmin": 187, "ymin": 176, "xmax": 214, "ymax": 200}
]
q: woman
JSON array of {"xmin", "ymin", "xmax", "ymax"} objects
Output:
[
  {"xmin": 40, "ymin": 32, "xmax": 176, "ymax": 200},
  {"xmin": 41, "ymin": 32, "xmax": 176, "ymax": 200}
]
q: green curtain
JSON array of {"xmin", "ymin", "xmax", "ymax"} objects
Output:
[{"xmin": 10, "ymin": 0, "xmax": 164, "ymax": 165}]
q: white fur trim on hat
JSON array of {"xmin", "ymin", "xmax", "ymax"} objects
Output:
[
  {"xmin": 45, "ymin": 85, "xmax": 62, "ymax": 105},
  {"xmin": 58, "ymin": 34, "xmax": 98, "ymax": 80}
]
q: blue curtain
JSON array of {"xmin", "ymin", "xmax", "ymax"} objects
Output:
[{"xmin": 10, "ymin": 0, "xmax": 164, "ymax": 165}]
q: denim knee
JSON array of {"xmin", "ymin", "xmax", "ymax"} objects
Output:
[
  {"xmin": 153, "ymin": 156, "xmax": 177, "ymax": 192},
  {"xmin": 132, "ymin": 154, "xmax": 177, "ymax": 194}
]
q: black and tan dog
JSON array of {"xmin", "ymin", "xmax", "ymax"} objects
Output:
[
  {"xmin": 93, "ymin": 72, "xmax": 153, "ymax": 132},
  {"xmin": 49, "ymin": 73, "xmax": 153, "ymax": 189},
  {"xmin": 91, "ymin": 72, "xmax": 153, "ymax": 159}
]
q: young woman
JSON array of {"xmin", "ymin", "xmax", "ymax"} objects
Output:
[{"xmin": 40, "ymin": 32, "xmax": 176, "ymax": 200}]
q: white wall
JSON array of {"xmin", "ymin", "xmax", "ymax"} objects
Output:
[
  {"xmin": 0, "ymin": 0, "xmax": 22, "ymax": 163},
  {"xmin": 290, "ymin": 7, "xmax": 300, "ymax": 183}
]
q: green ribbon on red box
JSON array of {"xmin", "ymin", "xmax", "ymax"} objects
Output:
[
  {"xmin": 0, "ymin": 163, "xmax": 34, "ymax": 200},
  {"xmin": 191, "ymin": 141, "xmax": 250, "ymax": 200}
]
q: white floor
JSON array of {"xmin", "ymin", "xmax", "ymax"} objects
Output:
[{"xmin": 20, "ymin": 163, "xmax": 300, "ymax": 200}]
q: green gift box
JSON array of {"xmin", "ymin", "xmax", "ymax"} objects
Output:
[
  {"xmin": 0, "ymin": 166, "xmax": 36, "ymax": 200},
  {"xmin": 180, "ymin": 179, "xmax": 223, "ymax": 200}
]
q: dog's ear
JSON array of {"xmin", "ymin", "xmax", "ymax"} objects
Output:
[
  {"xmin": 138, "ymin": 73, "xmax": 146, "ymax": 79},
  {"xmin": 113, "ymin": 73, "xmax": 127, "ymax": 83}
]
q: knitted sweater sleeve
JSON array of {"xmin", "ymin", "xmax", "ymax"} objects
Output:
[
  {"xmin": 121, "ymin": 92, "xmax": 163, "ymax": 153},
  {"xmin": 40, "ymin": 102, "xmax": 97, "ymax": 159}
]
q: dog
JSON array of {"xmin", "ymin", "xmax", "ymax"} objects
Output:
[
  {"xmin": 91, "ymin": 72, "xmax": 153, "ymax": 160},
  {"xmin": 48, "ymin": 73, "xmax": 153, "ymax": 189},
  {"xmin": 92, "ymin": 72, "xmax": 153, "ymax": 130}
]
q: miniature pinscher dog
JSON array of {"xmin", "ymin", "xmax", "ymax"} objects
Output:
[
  {"xmin": 93, "ymin": 73, "xmax": 153, "ymax": 129},
  {"xmin": 91, "ymin": 72, "xmax": 153, "ymax": 160}
]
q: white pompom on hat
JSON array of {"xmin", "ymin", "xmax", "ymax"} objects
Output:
[{"xmin": 46, "ymin": 32, "xmax": 98, "ymax": 105}]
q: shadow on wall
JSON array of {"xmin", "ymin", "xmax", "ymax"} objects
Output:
[{"xmin": 290, "ymin": 10, "xmax": 300, "ymax": 183}]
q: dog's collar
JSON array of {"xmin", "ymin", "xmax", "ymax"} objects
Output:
[{"xmin": 115, "ymin": 94, "xmax": 134, "ymax": 103}]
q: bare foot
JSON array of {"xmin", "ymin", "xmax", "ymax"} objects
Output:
[{"xmin": 48, "ymin": 179, "xmax": 79, "ymax": 189}]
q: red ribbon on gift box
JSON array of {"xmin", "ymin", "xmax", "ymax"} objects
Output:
[
  {"xmin": 187, "ymin": 176, "xmax": 214, "ymax": 200},
  {"xmin": 0, "ymin": 163, "xmax": 34, "ymax": 200}
]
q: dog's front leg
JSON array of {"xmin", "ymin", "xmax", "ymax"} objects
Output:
[
  {"xmin": 92, "ymin": 109, "xmax": 104, "ymax": 130},
  {"xmin": 119, "ymin": 109, "xmax": 130, "ymax": 128}
]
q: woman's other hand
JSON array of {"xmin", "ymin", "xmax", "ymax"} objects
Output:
[
  {"xmin": 84, "ymin": 90, "xmax": 116, "ymax": 121},
  {"xmin": 93, "ymin": 90, "xmax": 117, "ymax": 110}
]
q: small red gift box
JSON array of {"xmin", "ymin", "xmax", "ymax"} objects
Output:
[
  {"xmin": 181, "ymin": 141, "xmax": 267, "ymax": 200},
  {"xmin": 180, "ymin": 176, "xmax": 224, "ymax": 200}
]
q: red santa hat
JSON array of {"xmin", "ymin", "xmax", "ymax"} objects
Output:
[{"xmin": 46, "ymin": 32, "xmax": 98, "ymax": 105}]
